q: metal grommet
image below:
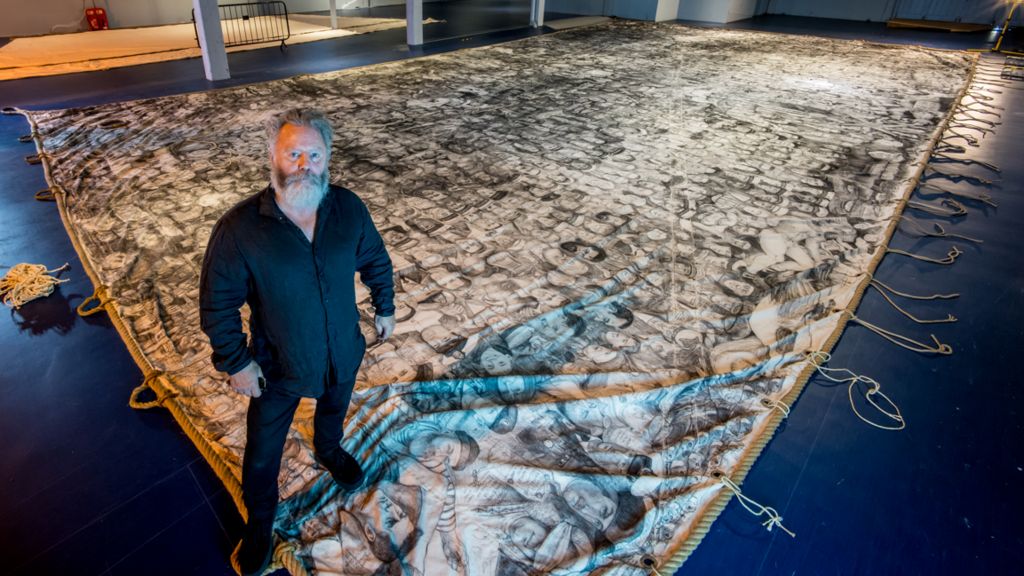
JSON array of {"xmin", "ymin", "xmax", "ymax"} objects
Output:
[
  {"xmin": 711, "ymin": 470, "xmax": 723, "ymax": 479},
  {"xmin": 641, "ymin": 554, "xmax": 657, "ymax": 568}
]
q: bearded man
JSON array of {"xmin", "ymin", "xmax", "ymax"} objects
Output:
[{"xmin": 199, "ymin": 108, "xmax": 396, "ymax": 575}]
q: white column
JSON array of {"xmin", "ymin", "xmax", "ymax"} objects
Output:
[
  {"xmin": 656, "ymin": 0, "xmax": 680, "ymax": 22},
  {"xmin": 531, "ymin": 0, "xmax": 546, "ymax": 28},
  {"xmin": 193, "ymin": 0, "xmax": 229, "ymax": 81},
  {"xmin": 407, "ymin": 0, "xmax": 423, "ymax": 46},
  {"xmin": 330, "ymin": 0, "xmax": 338, "ymax": 29},
  {"xmin": 677, "ymin": 0, "xmax": 758, "ymax": 23}
]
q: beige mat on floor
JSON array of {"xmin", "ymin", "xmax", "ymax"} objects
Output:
[
  {"xmin": 545, "ymin": 16, "xmax": 611, "ymax": 30},
  {"xmin": 0, "ymin": 15, "xmax": 434, "ymax": 81}
]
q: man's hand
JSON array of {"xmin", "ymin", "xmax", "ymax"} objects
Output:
[
  {"xmin": 375, "ymin": 314, "xmax": 396, "ymax": 343},
  {"xmin": 228, "ymin": 360, "xmax": 265, "ymax": 398}
]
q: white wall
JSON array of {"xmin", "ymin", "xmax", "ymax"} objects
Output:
[
  {"xmin": 677, "ymin": 0, "xmax": 758, "ymax": 23},
  {"xmin": 547, "ymin": 0, "xmax": 679, "ymax": 21},
  {"xmin": 764, "ymin": 0, "xmax": 1015, "ymax": 24},
  {"xmin": 545, "ymin": 0, "xmax": 606, "ymax": 16}
]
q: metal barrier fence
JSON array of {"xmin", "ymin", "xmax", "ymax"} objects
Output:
[{"xmin": 193, "ymin": 1, "xmax": 291, "ymax": 51}]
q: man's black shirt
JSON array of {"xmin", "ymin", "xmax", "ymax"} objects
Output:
[{"xmin": 199, "ymin": 184, "xmax": 394, "ymax": 397}]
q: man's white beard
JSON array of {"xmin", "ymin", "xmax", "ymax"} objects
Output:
[{"xmin": 272, "ymin": 168, "xmax": 329, "ymax": 210}]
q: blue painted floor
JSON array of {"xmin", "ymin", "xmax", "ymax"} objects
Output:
[{"xmin": 1, "ymin": 8, "xmax": 1022, "ymax": 576}]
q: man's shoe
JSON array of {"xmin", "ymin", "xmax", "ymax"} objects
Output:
[
  {"xmin": 234, "ymin": 517, "xmax": 273, "ymax": 576},
  {"xmin": 316, "ymin": 448, "xmax": 365, "ymax": 490}
]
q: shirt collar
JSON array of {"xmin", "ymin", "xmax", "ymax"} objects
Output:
[{"xmin": 258, "ymin": 185, "xmax": 282, "ymax": 219}]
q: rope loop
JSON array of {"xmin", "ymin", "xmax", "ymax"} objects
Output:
[
  {"xmin": 35, "ymin": 187, "xmax": 58, "ymax": 202},
  {"xmin": 761, "ymin": 396, "xmax": 791, "ymax": 418},
  {"xmin": 18, "ymin": 133, "xmax": 35, "ymax": 143},
  {"xmin": 716, "ymin": 474, "xmax": 796, "ymax": 537},
  {"xmin": 918, "ymin": 181, "xmax": 997, "ymax": 207},
  {"xmin": 128, "ymin": 370, "xmax": 179, "ymax": 410},
  {"xmin": 886, "ymin": 245, "xmax": 962, "ymax": 265},
  {"xmin": 76, "ymin": 285, "xmax": 113, "ymax": 317},
  {"xmin": 24, "ymin": 153, "xmax": 42, "ymax": 165},
  {"xmin": 900, "ymin": 216, "xmax": 982, "ymax": 243},
  {"xmin": 806, "ymin": 351, "xmax": 906, "ymax": 430},
  {"xmin": 907, "ymin": 198, "xmax": 968, "ymax": 217},
  {"xmin": 848, "ymin": 314, "xmax": 954, "ymax": 355},
  {"xmin": 1, "ymin": 107, "xmax": 18, "ymax": 115},
  {"xmin": 932, "ymin": 152, "xmax": 1000, "ymax": 174},
  {"xmin": 866, "ymin": 275, "xmax": 959, "ymax": 301},
  {"xmin": 925, "ymin": 165, "xmax": 994, "ymax": 186}
]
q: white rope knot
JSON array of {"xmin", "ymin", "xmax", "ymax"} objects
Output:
[
  {"xmin": 761, "ymin": 396, "xmax": 791, "ymax": 417},
  {"xmin": 807, "ymin": 350, "xmax": 830, "ymax": 367},
  {"xmin": 760, "ymin": 507, "xmax": 791, "ymax": 535},
  {"xmin": 717, "ymin": 474, "xmax": 796, "ymax": 538}
]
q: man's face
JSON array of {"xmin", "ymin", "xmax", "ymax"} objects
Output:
[{"xmin": 271, "ymin": 123, "xmax": 329, "ymax": 209}]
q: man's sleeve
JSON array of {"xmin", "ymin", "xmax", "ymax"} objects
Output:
[
  {"xmin": 199, "ymin": 218, "xmax": 253, "ymax": 375},
  {"xmin": 355, "ymin": 200, "xmax": 395, "ymax": 317}
]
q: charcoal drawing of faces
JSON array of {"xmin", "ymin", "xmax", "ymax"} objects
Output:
[
  {"xmin": 407, "ymin": 430, "xmax": 479, "ymax": 472},
  {"xmin": 336, "ymin": 510, "xmax": 379, "ymax": 575},
  {"xmin": 603, "ymin": 330, "xmax": 637, "ymax": 350},
  {"xmin": 592, "ymin": 303, "xmax": 633, "ymax": 330},
  {"xmin": 497, "ymin": 375, "xmax": 535, "ymax": 404},
  {"xmin": 536, "ymin": 309, "xmax": 585, "ymax": 341},
  {"xmin": 420, "ymin": 324, "xmax": 467, "ymax": 358},
  {"xmin": 564, "ymin": 479, "xmax": 618, "ymax": 532},
  {"xmin": 479, "ymin": 342, "xmax": 514, "ymax": 375},
  {"xmin": 505, "ymin": 516, "xmax": 548, "ymax": 553}
]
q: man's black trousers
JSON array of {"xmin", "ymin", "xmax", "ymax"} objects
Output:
[{"xmin": 241, "ymin": 360, "xmax": 356, "ymax": 521}]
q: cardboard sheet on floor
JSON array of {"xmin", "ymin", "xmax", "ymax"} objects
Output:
[{"xmin": 15, "ymin": 22, "xmax": 973, "ymax": 575}]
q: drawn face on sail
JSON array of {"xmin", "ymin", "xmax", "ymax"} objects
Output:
[
  {"xmin": 408, "ymin": 433, "xmax": 460, "ymax": 471},
  {"xmin": 508, "ymin": 516, "xmax": 547, "ymax": 551},
  {"xmin": 271, "ymin": 123, "xmax": 329, "ymax": 210},
  {"xmin": 497, "ymin": 375, "xmax": 528, "ymax": 398},
  {"xmin": 593, "ymin": 304, "xmax": 632, "ymax": 329},
  {"xmin": 336, "ymin": 511, "xmax": 377, "ymax": 573},
  {"xmin": 722, "ymin": 278, "xmax": 755, "ymax": 297},
  {"xmin": 480, "ymin": 345, "xmax": 514, "ymax": 375},
  {"xmin": 564, "ymin": 480, "xmax": 617, "ymax": 530},
  {"xmin": 378, "ymin": 492, "xmax": 408, "ymax": 529},
  {"xmin": 604, "ymin": 330, "xmax": 637, "ymax": 349}
]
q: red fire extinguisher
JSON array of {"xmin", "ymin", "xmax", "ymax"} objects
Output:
[{"xmin": 85, "ymin": 4, "xmax": 109, "ymax": 31}]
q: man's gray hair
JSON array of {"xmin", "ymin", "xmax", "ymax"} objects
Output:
[{"xmin": 265, "ymin": 108, "xmax": 334, "ymax": 157}]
